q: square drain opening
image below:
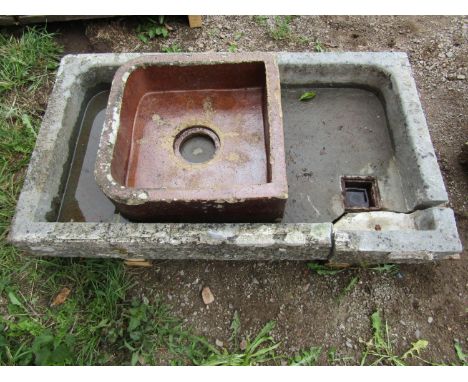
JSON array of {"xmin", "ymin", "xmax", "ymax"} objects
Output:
[{"xmin": 341, "ymin": 176, "xmax": 381, "ymax": 211}]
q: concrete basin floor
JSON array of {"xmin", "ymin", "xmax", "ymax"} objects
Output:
[{"xmin": 282, "ymin": 86, "xmax": 406, "ymax": 223}]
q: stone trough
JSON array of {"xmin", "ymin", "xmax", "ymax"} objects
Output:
[{"xmin": 8, "ymin": 52, "xmax": 462, "ymax": 263}]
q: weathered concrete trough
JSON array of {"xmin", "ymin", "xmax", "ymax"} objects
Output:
[
  {"xmin": 8, "ymin": 52, "xmax": 462, "ymax": 263},
  {"xmin": 95, "ymin": 53, "xmax": 288, "ymax": 222}
]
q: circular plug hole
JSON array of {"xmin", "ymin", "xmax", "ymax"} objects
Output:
[{"xmin": 175, "ymin": 126, "xmax": 220, "ymax": 164}]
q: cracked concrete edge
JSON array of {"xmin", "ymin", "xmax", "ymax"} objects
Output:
[
  {"xmin": 330, "ymin": 207, "xmax": 462, "ymax": 264},
  {"xmin": 9, "ymin": 222, "xmax": 333, "ymax": 261},
  {"xmin": 276, "ymin": 51, "xmax": 449, "ymax": 210}
]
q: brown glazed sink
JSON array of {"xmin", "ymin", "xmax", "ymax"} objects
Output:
[{"xmin": 95, "ymin": 53, "xmax": 288, "ymax": 222}]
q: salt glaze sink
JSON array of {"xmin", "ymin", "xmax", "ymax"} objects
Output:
[{"xmin": 94, "ymin": 53, "xmax": 288, "ymax": 222}]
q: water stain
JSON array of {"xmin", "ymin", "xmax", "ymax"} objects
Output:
[{"xmin": 58, "ymin": 90, "xmax": 118, "ymax": 222}]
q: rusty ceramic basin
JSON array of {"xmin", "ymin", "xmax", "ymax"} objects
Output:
[{"xmin": 94, "ymin": 53, "xmax": 288, "ymax": 222}]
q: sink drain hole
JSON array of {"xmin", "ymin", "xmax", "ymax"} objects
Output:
[
  {"xmin": 341, "ymin": 176, "xmax": 381, "ymax": 211},
  {"xmin": 175, "ymin": 126, "xmax": 220, "ymax": 164}
]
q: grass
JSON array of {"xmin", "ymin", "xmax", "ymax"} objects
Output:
[
  {"xmin": 270, "ymin": 16, "xmax": 294, "ymax": 41},
  {"xmin": 254, "ymin": 15, "xmax": 327, "ymax": 51},
  {"xmin": 201, "ymin": 319, "xmax": 281, "ymax": 366},
  {"xmin": 0, "ymin": 258, "xmax": 130, "ymax": 365},
  {"xmin": 0, "ymin": 27, "xmax": 62, "ymax": 365},
  {"xmin": 108, "ymin": 296, "xmax": 216, "ymax": 365},
  {"xmin": 0, "ymin": 27, "xmax": 61, "ymax": 255},
  {"xmin": 0, "ymin": 29, "xmax": 60, "ymax": 94},
  {"xmin": 253, "ymin": 16, "xmax": 268, "ymax": 26}
]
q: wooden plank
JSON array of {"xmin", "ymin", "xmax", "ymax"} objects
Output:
[
  {"xmin": 0, "ymin": 15, "xmax": 111, "ymax": 26},
  {"xmin": 124, "ymin": 259, "xmax": 152, "ymax": 267},
  {"xmin": 188, "ymin": 15, "xmax": 203, "ymax": 28},
  {"xmin": 0, "ymin": 16, "xmax": 17, "ymax": 26}
]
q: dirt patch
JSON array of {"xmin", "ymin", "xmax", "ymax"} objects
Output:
[{"xmin": 44, "ymin": 15, "xmax": 467, "ymax": 364}]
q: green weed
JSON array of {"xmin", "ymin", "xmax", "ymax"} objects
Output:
[
  {"xmin": 228, "ymin": 42, "xmax": 238, "ymax": 53},
  {"xmin": 270, "ymin": 16, "xmax": 293, "ymax": 41},
  {"xmin": 327, "ymin": 347, "xmax": 354, "ymax": 365},
  {"xmin": 360, "ymin": 311, "xmax": 429, "ymax": 365},
  {"xmin": 314, "ymin": 41, "xmax": 325, "ymax": 52},
  {"xmin": 229, "ymin": 311, "xmax": 241, "ymax": 348},
  {"xmin": 234, "ymin": 32, "xmax": 244, "ymax": 41},
  {"xmin": 206, "ymin": 28, "xmax": 220, "ymax": 38},
  {"xmin": 296, "ymin": 35, "xmax": 309, "ymax": 44},
  {"xmin": 289, "ymin": 347, "xmax": 322, "ymax": 366},
  {"xmin": 253, "ymin": 16, "xmax": 268, "ymax": 26},
  {"xmin": 161, "ymin": 43, "xmax": 182, "ymax": 53},
  {"xmin": 369, "ymin": 264, "xmax": 399, "ymax": 275},
  {"xmin": 111, "ymin": 296, "xmax": 215, "ymax": 365},
  {"xmin": 454, "ymin": 341, "xmax": 467, "ymax": 365},
  {"xmin": 201, "ymin": 320, "xmax": 281, "ymax": 365},
  {"xmin": 137, "ymin": 16, "xmax": 169, "ymax": 43},
  {"xmin": 307, "ymin": 262, "xmax": 400, "ymax": 276},
  {"xmin": 336, "ymin": 276, "xmax": 359, "ymax": 303}
]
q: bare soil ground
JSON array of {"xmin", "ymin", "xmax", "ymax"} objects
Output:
[{"xmin": 46, "ymin": 15, "xmax": 467, "ymax": 364}]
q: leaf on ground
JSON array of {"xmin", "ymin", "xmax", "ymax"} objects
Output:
[
  {"xmin": 138, "ymin": 34, "xmax": 148, "ymax": 43},
  {"xmin": 335, "ymin": 276, "xmax": 359, "ymax": 303},
  {"xmin": 131, "ymin": 352, "xmax": 139, "ymax": 366},
  {"xmin": 21, "ymin": 114, "xmax": 37, "ymax": 137},
  {"xmin": 50, "ymin": 287, "xmax": 71, "ymax": 307},
  {"xmin": 369, "ymin": 264, "xmax": 399, "ymax": 275},
  {"xmin": 230, "ymin": 311, "xmax": 241, "ymax": 344},
  {"xmin": 7, "ymin": 291, "xmax": 22, "ymax": 307},
  {"xmin": 454, "ymin": 341, "xmax": 467, "ymax": 364},
  {"xmin": 371, "ymin": 311, "xmax": 386, "ymax": 348},
  {"xmin": 307, "ymin": 262, "xmax": 344, "ymax": 275},
  {"xmin": 299, "ymin": 91, "xmax": 316, "ymax": 101}
]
